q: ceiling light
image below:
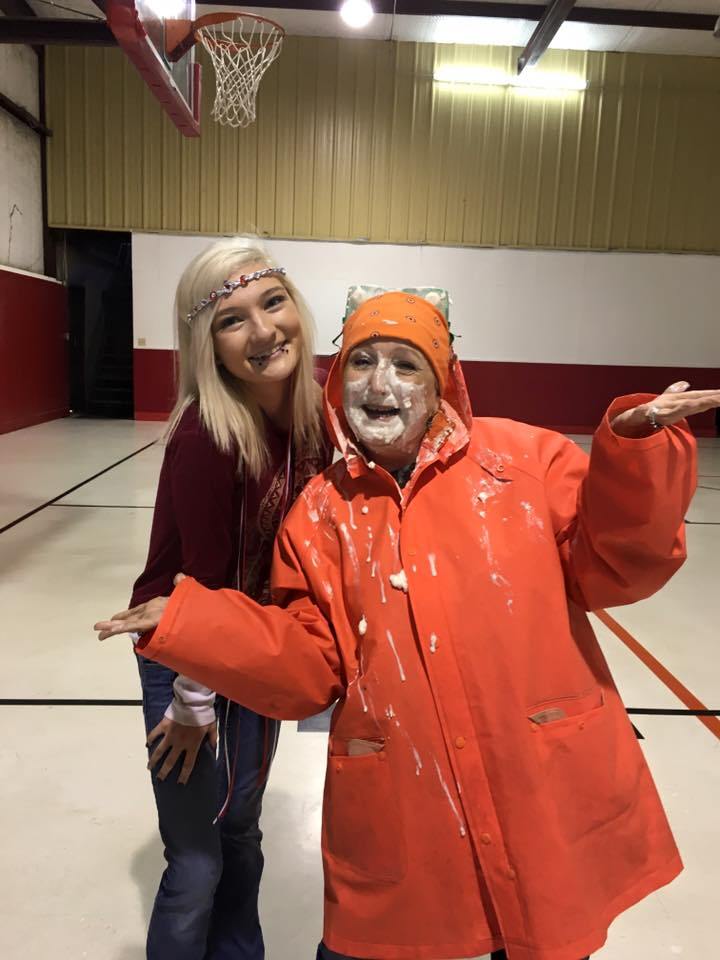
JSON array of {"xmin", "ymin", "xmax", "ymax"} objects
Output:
[
  {"xmin": 432, "ymin": 17, "xmax": 531, "ymax": 48},
  {"xmin": 434, "ymin": 65, "xmax": 587, "ymax": 92},
  {"xmin": 514, "ymin": 70, "xmax": 587, "ymax": 91},
  {"xmin": 148, "ymin": 0, "xmax": 187, "ymax": 16},
  {"xmin": 340, "ymin": 0, "xmax": 374, "ymax": 29}
]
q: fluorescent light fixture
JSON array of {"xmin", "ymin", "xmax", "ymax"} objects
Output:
[
  {"xmin": 149, "ymin": 0, "xmax": 187, "ymax": 16},
  {"xmin": 434, "ymin": 66, "xmax": 587, "ymax": 92},
  {"xmin": 433, "ymin": 17, "xmax": 531, "ymax": 48},
  {"xmin": 340, "ymin": 0, "xmax": 374, "ymax": 29},
  {"xmin": 513, "ymin": 71, "xmax": 587, "ymax": 91}
]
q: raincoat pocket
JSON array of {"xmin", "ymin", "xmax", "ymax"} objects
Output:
[
  {"xmin": 528, "ymin": 692, "xmax": 642, "ymax": 842},
  {"xmin": 527, "ymin": 687, "xmax": 604, "ymax": 732},
  {"xmin": 323, "ymin": 745, "xmax": 407, "ymax": 884}
]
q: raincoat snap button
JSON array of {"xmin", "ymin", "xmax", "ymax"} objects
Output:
[
  {"xmin": 336, "ymin": 763, "xmax": 343, "ymax": 772},
  {"xmin": 377, "ymin": 752, "xmax": 387, "ymax": 762},
  {"xmin": 507, "ymin": 867, "xmax": 517, "ymax": 880},
  {"xmin": 480, "ymin": 833, "xmax": 492, "ymax": 845},
  {"xmin": 455, "ymin": 736, "xmax": 466, "ymax": 749},
  {"xmin": 496, "ymin": 464, "xmax": 505, "ymax": 473}
]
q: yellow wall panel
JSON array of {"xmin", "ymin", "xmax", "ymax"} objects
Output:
[
  {"xmin": 64, "ymin": 47, "xmax": 89, "ymax": 227},
  {"xmin": 120, "ymin": 51, "xmax": 145, "ymax": 228},
  {"xmin": 46, "ymin": 36, "xmax": 720, "ymax": 253},
  {"xmin": 103, "ymin": 48, "xmax": 126, "ymax": 229}
]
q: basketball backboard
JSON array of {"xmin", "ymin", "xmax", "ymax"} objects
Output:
[{"xmin": 106, "ymin": 0, "xmax": 201, "ymax": 137}]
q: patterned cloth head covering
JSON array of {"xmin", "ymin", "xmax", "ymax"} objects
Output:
[
  {"xmin": 339, "ymin": 288, "xmax": 453, "ymax": 391},
  {"xmin": 342, "ymin": 284, "xmax": 451, "ymax": 325}
]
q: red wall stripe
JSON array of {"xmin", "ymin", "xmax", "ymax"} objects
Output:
[
  {"xmin": 462, "ymin": 360, "xmax": 719, "ymax": 435},
  {"xmin": 133, "ymin": 348, "xmax": 176, "ymax": 420},
  {"xmin": 0, "ymin": 271, "xmax": 70, "ymax": 436},
  {"xmin": 134, "ymin": 349, "xmax": 719, "ymax": 435}
]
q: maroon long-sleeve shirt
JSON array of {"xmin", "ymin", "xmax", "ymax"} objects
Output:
[{"xmin": 131, "ymin": 402, "xmax": 329, "ymax": 608}]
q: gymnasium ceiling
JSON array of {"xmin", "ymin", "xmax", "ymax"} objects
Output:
[{"xmin": 2, "ymin": 0, "xmax": 720, "ymax": 60}]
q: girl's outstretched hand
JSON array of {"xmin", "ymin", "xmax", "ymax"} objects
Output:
[{"xmin": 94, "ymin": 574, "xmax": 186, "ymax": 641}]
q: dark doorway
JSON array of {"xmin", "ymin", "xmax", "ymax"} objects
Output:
[{"xmin": 55, "ymin": 229, "xmax": 133, "ymax": 418}]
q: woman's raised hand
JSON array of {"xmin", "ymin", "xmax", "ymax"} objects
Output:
[{"xmin": 611, "ymin": 382, "xmax": 720, "ymax": 438}]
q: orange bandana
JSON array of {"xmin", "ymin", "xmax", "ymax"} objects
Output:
[{"xmin": 339, "ymin": 291, "xmax": 452, "ymax": 392}]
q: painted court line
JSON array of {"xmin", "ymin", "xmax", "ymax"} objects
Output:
[
  {"xmin": 595, "ymin": 609, "xmax": 720, "ymax": 741},
  {"xmin": 51, "ymin": 504, "xmax": 155, "ymax": 510},
  {"xmin": 0, "ymin": 699, "xmax": 143, "ymax": 706},
  {"xmin": 0, "ymin": 440, "xmax": 158, "ymax": 535}
]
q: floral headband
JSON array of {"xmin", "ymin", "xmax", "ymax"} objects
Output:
[{"xmin": 185, "ymin": 267, "xmax": 287, "ymax": 325}]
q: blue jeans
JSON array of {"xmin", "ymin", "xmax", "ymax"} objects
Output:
[{"xmin": 138, "ymin": 655, "xmax": 279, "ymax": 960}]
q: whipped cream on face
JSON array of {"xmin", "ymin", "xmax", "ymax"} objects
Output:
[{"xmin": 343, "ymin": 350, "xmax": 437, "ymax": 460}]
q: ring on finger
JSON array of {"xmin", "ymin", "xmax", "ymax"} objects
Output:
[{"xmin": 646, "ymin": 405, "xmax": 663, "ymax": 430}]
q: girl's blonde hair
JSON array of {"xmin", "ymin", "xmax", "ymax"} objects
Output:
[{"xmin": 167, "ymin": 237, "xmax": 323, "ymax": 478}]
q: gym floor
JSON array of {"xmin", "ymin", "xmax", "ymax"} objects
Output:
[{"xmin": 1, "ymin": 417, "xmax": 718, "ymax": 959}]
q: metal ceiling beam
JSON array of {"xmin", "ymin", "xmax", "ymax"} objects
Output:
[
  {"xmin": 518, "ymin": 0, "xmax": 576, "ymax": 74},
  {"xmin": 0, "ymin": 89, "xmax": 52, "ymax": 136},
  {"xmin": 196, "ymin": 0, "xmax": 717, "ymax": 33},
  {"xmin": 0, "ymin": 18, "xmax": 115, "ymax": 45},
  {"xmin": 0, "ymin": 0, "xmax": 36, "ymax": 17},
  {"xmin": 566, "ymin": 6, "xmax": 713, "ymax": 30},
  {"xmin": 0, "ymin": 0, "xmax": 42, "ymax": 58}
]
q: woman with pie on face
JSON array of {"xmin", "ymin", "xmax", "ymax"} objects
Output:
[{"xmin": 97, "ymin": 289, "xmax": 719, "ymax": 960}]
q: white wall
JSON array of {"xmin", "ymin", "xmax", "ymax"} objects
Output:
[
  {"xmin": 0, "ymin": 46, "xmax": 43, "ymax": 275},
  {"xmin": 132, "ymin": 234, "xmax": 720, "ymax": 367}
]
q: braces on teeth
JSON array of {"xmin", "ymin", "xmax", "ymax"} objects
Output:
[{"xmin": 249, "ymin": 343, "xmax": 289, "ymax": 367}]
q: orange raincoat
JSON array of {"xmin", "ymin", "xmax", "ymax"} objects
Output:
[{"xmin": 138, "ymin": 354, "xmax": 697, "ymax": 960}]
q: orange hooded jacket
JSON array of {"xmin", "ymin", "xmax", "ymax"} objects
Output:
[{"xmin": 138, "ymin": 352, "xmax": 697, "ymax": 960}]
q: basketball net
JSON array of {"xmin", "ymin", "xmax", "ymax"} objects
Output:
[{"xmin": 195, "ymin": 14, "xmax": 285, "ymax": 128}]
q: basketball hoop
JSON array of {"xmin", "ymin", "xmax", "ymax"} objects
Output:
[{"xmin": 192, "ymin": 13, "xmax": 285, "ymax": 128}]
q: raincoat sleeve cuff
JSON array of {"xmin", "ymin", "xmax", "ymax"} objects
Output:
[
  {"xmin": 601, "ymin": 393, "xmax": 691, "ymax": 450},
  {"xmin": 133, "ymin": 576, "xmax": 197, "ymax": 660}
]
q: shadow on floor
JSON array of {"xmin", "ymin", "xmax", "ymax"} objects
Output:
[
  {"xmin": 132, "ymin": 831, "xmax": 165, "ymax": 924},
  {"xmin": 112, "ymin": 832, "xmax": 164, "ymax": 960},
  {"xmin": 113, "ymin": 944, "xmax": 145, "ymax": 960},
  {"xmin": 260, "ymin": 785, "xmax": 325, "ymax": 958}
]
